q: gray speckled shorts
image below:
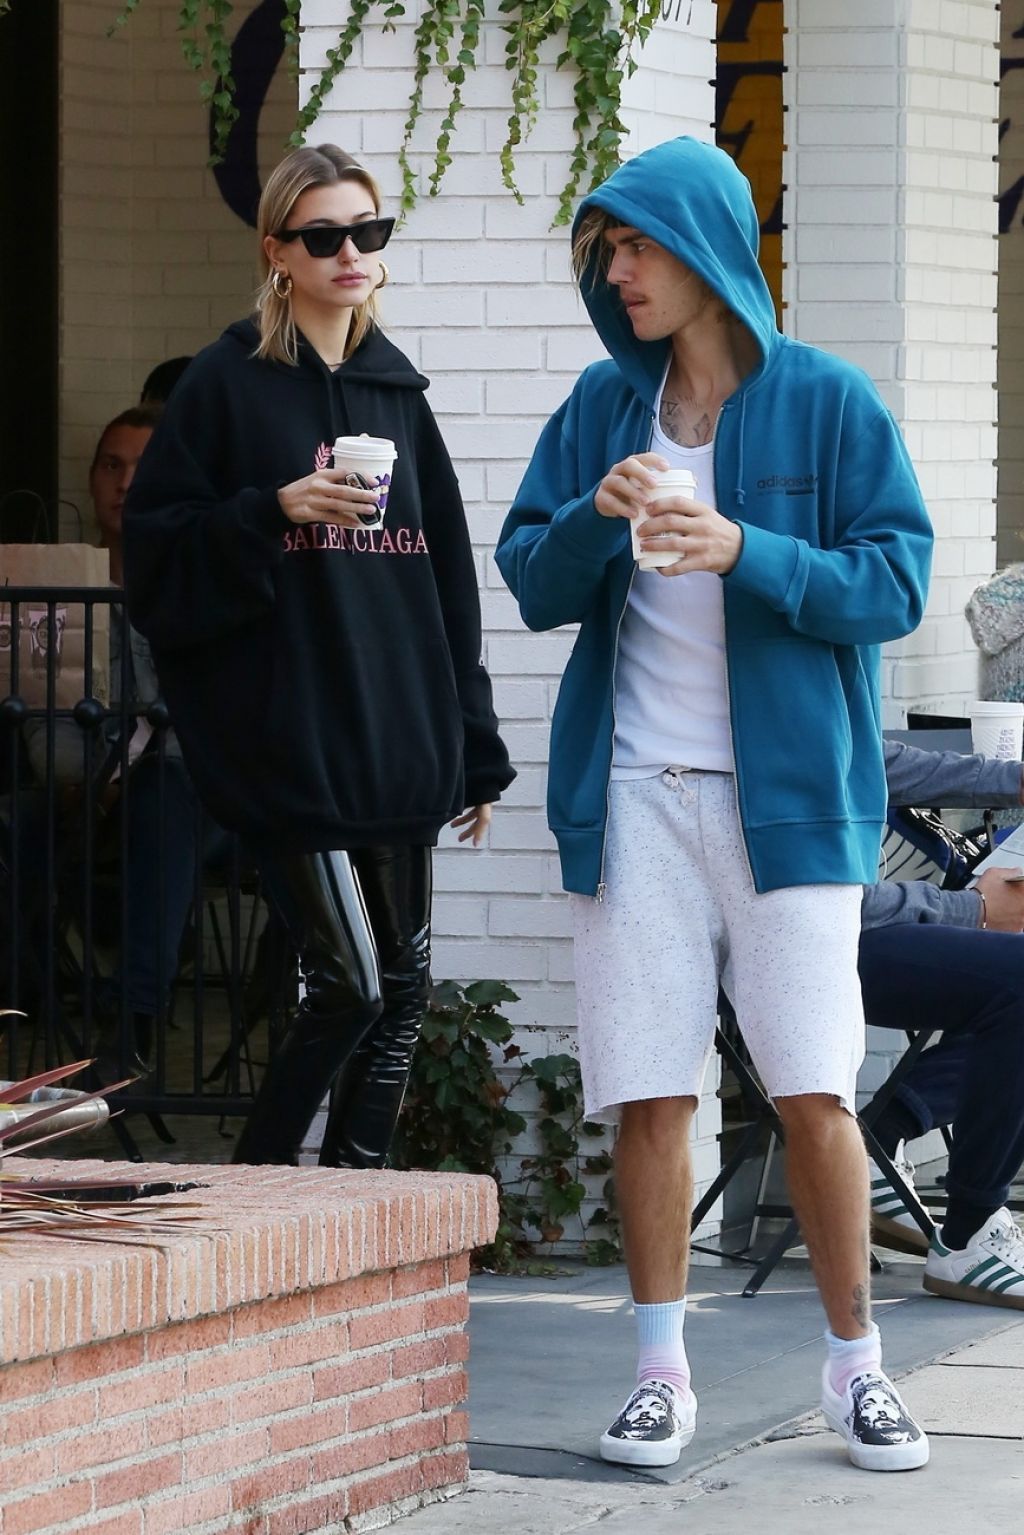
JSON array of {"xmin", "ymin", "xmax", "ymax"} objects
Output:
[{"xmin": 570, "ymin": 770, "xmax": 865, "ymax": 1124}]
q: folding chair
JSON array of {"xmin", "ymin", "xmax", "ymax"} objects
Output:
[
  {"xmin": 689, "ymin": 1002, "xmax": 941, "ymax": 1296},
  {"xmin": 690, "ymin": 800, "xmax": 990, "ymax": 1295}
]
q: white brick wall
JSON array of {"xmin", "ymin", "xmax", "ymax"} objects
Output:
[
  {"xmin": 60, "ymin": 0, "xmax": 296, "ymax": 536},
  {"xmin": 999, "ymin": 2, "xmax": 1024, "ymax": 564},
  {"xmin": 785, "ymin": 0, "xmax": 1000, "ymax": 722},
  {"xmin": 786, "ymin": 0, "xmax": 1000, "ymax": 1129},
  {"xmin": 303, "ymin": 2, "xmax": 716, "ymax": 1015},
  {"xmin": 302, "ymin": 1, "xmax": 722, "ymax": 1228}
]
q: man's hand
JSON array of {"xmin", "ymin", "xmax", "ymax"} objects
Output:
[
  {"xmin": 594, "ymin": 453, "xmax": 670, "ymax": 520},
  {"xmin": 976, "ymin": 867, "xmax": 1024, "ymax": 931},
  {"xmin": 638, "ymin": 499, "xmax": 744, "ymax": 577}
]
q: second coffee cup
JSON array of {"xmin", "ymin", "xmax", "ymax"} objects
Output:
[
  {"xmin": 631, "ymin": 468, "xmax": 698, "ymax": 570},
  {"xmin": 332, "ymin": 435, "xmax": 397, "ymax": 529}
]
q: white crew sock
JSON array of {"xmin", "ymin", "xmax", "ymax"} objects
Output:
[
  {"xmin": 635, "ymin": 1298, "xmax": 690, "ymax": 1398},
  {"xmin": 825, "ymin": 1322, "xmax": 882, "ymax": 1397}
]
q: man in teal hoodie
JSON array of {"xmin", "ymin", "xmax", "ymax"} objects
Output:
[{"xmin": 497, "ymin": 138, "xmax": 934, "ymax": 1473}]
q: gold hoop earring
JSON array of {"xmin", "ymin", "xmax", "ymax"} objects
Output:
[
  {"xmin": 272, "ymin": 269, "xmax": 293, "ymax": 299},
  {"xmin": 375, "ymin": 262, "xmax": 390, "ymax": 290}
]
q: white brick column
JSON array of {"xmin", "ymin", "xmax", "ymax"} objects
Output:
[
  {"xmin": 786, "ymin": 0, "xmax": 1000, "ymax": 1146},
  {"xmin": 299, "ymin": 1, "xmax": 722, "ymax": 1239},
  {"xmin": 785, "ymin": 0, "xmax": 1000, "ymax": 721},
  {"xmin": 300, "ymin": 0, "xmax": 717, "ymax": 1018},
  {"xmin": 999, "ymin": 3, "xmax": 1024, "ymax": 564}
]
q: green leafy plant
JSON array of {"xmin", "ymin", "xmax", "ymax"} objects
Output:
[
  {"xmin": 109, "ymin": 1, "xmax": 241, "ymax": 161},
  {"xmin": 91, "ymin": 1, "xmax": 662, "ymax": 225},
  {"xmin": 498, "ymin": 0, "xmax": 660, "ymax": 224},
  {"xmin": 391, "ymin": 980, "xmax": 620, "ymax": 1270}
]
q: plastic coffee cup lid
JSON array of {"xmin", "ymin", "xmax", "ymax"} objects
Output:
[
  {"xmin": 652, "ymin": 468, "xmax": 697, "ymax": 487},
  {"xmin": 332, "ymin": 435, "xmax": 397, "ymax": 460},
  {"xmin": 968, "ymin": 700, "xmax": 1024, "ymax": 716}
]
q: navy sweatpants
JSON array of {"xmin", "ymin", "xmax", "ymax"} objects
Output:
[{"xmin": 858, "ymin": 923, "xmax": 1024, "ymax": 1214}]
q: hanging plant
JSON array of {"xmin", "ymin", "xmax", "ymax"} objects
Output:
[
  {"xmin": 93, "ymin": 0, "xmax": 662, "ymax": 227},
  {"xmin": 390, "ymin": 980, "xmax": 621, "ymax": 1270},
  {"xmin": 107, "ymin": 2, "xmax": 241, "ymax": 161}
]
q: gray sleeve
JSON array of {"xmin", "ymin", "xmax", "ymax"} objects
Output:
[
  {"xmin": 884, "ymin": 738, "xmax": 1023, "ymax": 808},
  {"xmin": 861, "ymin": 879, "xmax": 984, "ymax": 931}
]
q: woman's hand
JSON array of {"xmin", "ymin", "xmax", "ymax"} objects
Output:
[
  {"xmin": 450, "ymin": 804, "xmax": 492, "ymax": 846},
  {"xmin": 638, "ymin": 499, "xmax": 744, "ymax": 576},
  {"xmin": 594, "ymin": 452, "xmax": 670, "ymax": 520},
  {"xmin": 278, "ymin": 469, "xmax": 381, "ymax": 527}
]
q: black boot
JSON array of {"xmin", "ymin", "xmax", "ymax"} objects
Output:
[
  {"xmin": 318, "ymin": 888, "xmax": 430, "ymax": 1169},
  {"xmin": 92, "ymin": 1008, "xmax": 155, "ymax": 1087},
  {"xmin": 232, "ymin": 997, "xmax": 381, "ymax": 1165},
  {"xmin": 318, "ymin": 1009, "xmax": 424, "ymax": 1168}
]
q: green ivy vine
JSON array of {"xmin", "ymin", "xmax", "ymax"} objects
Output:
[
  {"xmin": 109, "ymin": 2, "xmax": 241, "ymax": 161},
  {"xmin": 391, "ymin": 980, "xmax": 621, "ymax": 1271},
  {"xmin": 97, "ymin": 0, "xmax": 662, "ymax": 227}
]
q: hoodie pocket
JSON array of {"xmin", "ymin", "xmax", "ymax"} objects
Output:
[{"xmin": 731, "ymin": 636, "xmax": 854, "ymax": 826}]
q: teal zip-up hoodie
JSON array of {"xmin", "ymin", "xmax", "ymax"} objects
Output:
[{"xmin": 496, "ymin": 137, "xmax": 933, "ymax": 898}]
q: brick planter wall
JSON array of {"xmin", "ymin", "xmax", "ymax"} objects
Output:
[{"xmin": 0, "ymin": 1161, "xmax": 497, "ymax": 1535}]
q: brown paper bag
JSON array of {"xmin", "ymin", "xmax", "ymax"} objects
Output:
[{"xmin": 0, "ymin": 544, "xmax": 113, "ymax": 707}]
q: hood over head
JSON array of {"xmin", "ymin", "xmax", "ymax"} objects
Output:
[{"xmin": 573, "ymin": 137, "xmax": 779, "ymax": 408}]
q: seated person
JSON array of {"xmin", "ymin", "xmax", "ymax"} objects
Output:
[
  {"xmin": 12, "ymin": 407, "xmax": 228, "ymax": 1076},
  {"xmin": 139, "ymin": 356, "xmax": 192, "ymax": 407},
  {"xmin": 859, "ymin": 736, "xmax": 1024, "ymax": 1310}
]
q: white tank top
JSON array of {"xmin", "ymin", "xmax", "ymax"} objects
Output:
[{"xmin": 610, "ymin": 388, "xmax": 734, "ymax": 780}]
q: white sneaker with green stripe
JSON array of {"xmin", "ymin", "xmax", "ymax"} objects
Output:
[
  {"xmin": 924, "ymin": 1208, "xmax": 1024, "ymax": 1310},
  {"xmin": 869, "ymin": 1146, "xmax": 933, "ymax": 1256}
]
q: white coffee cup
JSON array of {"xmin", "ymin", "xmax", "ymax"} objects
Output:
[
  {"xmin": 968, "ymin": 700, "xmax": 1024, "ymax": 761},
  {"xmin": 631, "ymin": 468, "xmax": 698, "ymax": 570},
  {"xmin": 332, "ymin": 435, "xmax": 397, "ymax": 529}
]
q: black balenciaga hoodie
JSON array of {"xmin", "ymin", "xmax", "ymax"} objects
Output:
[{"xmin": 123, "ymin": 320, "xmax": 514, "ymax": 852}]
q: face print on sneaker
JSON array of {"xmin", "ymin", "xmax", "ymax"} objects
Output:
[
  {"xmin": 849, "ymin": 1375, "xmax": 922, "ymax": 1447},
  {"xmin": 606, "ymin": 1382, "xmax": 681, "ymax": 1443}
]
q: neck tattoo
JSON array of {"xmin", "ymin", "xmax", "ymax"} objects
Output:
[{"xmin": 659, "ymin": 389, "xmax": 715, "ymax": 448}]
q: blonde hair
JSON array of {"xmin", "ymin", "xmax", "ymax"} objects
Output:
[
  {"xmin": 571, "ymin": 206, "xmax": 622, "ymax": 288},
  {"xmin": 255, "ymin": 145, "xmax": 384, "ymax": 366}
]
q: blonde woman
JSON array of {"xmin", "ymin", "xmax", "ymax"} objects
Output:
[{"xmin": 124, "ymin": 145, "xmax": 513, "ymax": 1167}]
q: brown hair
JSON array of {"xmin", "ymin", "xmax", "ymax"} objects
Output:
[
  {"xmin": 255, "ymin": 144, "xmax": 384, "ymax": 366},
  {"xmin": 90, "ymin": 404, "xmax": 163, "ymax": 472},
  {"xmin": 571, "ymin": 206, "xmax": 623, "ymax": 288}
]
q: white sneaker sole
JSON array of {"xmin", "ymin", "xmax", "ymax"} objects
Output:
[
  {"xmin": 821, "ymin": 1404, "xmax": 930, "ymax": 1471},
  {"xmin": 599, "ymin": 1419, "xmax": 696, "ymax": 1468},
  {"xmin": 924, "ymin": 1273, "xmax": 1024, "ymax": 1310}
]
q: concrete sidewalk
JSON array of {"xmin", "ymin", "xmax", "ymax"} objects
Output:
[{"xmin": 400, "ymin": 1256, "xmax": 1024, "ymax": 1532}]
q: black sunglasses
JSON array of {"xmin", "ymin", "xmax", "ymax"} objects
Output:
[{"xmin": 274, "ymin": 217, "xmax": 395, "ymax": 258}]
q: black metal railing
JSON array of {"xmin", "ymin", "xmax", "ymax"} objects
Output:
[{"xmin": 1, "ymin": 586, "xmax": 293, "ymax": 1156}]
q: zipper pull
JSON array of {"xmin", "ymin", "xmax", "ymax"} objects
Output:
[{"xmin": 596, "ymin": 882, "xmax": 607, "ymax": 904}]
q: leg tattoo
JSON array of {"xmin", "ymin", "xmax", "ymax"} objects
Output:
[{"xmin": 852, "ymin": 1282, "xmax": 870, "ymax": 1330}]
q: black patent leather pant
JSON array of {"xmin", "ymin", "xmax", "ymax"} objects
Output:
[{"xmin": 232, "ymin": 845, "xmax": 432, "ymax": 1169}]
